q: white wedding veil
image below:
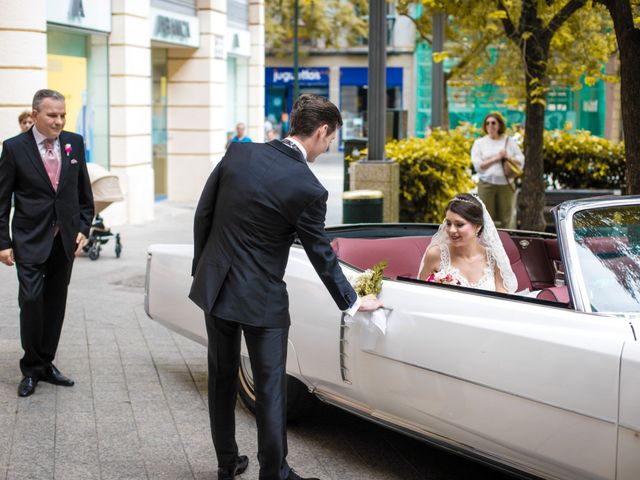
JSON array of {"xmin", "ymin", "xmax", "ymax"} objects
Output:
[{"xmin": 420, "ymin": 194, "xmax": 518, "ymax": 293}]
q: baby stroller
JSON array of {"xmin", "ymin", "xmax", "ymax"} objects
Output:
[{"xmin": 83, "ymin": 163, "xmax": 124, "ymax": 261}]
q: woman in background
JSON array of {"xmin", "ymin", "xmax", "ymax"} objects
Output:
[{"xmin": 471, "ymin": 112, "xmax": 524, "ymax": 229}]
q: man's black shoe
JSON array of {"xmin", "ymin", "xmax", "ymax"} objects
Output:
[
  {"xmin": 218, "ymin": 455, "xmax": 249, "ymax": 480},
  {"xmin": 18, "ymin": 376, "xmax": 37, "ymax": 397},
  {"xmin": 40, "ymin": 365, "xmax": 74, "ymax": 387},
  {"xmin": 287, "ymin": 470, "xmax": 320, "ymax": 480}
]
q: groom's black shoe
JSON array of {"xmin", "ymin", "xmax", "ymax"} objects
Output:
[
  {"xmin": 287, "ymin": 470, "xmax": 320, "ymax": 480},
  {"xmin": 218, "ymin": 455, "xmax": 249, "ymax": 480},
  {"xmin": 40, "ymin": 365, "xmax": 74, "ymax": 387},
  {"xmin": 18, "ymin": 376, "xmax": 38, "ymax": 397}
]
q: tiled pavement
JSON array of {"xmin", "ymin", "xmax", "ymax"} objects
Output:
[{"xmin": 0, "ymin": 154, "xmax": 508, "ymax": 480}]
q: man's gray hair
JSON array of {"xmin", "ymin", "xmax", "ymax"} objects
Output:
[{"xmin": 32, "ymin": 89, "xmax": 65, "ymax": 111}]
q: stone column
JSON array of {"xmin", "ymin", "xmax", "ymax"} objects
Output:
[
  {"xmin": 108, "ymin": 0, "xmax": 154, "ymax": 224},
  {"xmin": 0, "ymin": 0, "xmax": 47, "ymax": 142},
  {"xmin": 247, "ymin": 0, "xmax": 265, "ymax": 142},
  {"xmin": 350, "ymin": 161, "xmax": 400, "ymax": 222},
  {"xmin": 165, "ymin": 0, "xmax": 228, "ymax": 202}
]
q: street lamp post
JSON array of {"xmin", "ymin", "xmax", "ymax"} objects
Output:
[
  {"xmin": 431, "ymin": 10, "xmax": 446, "ymax": 129},
  {"xmin": 367, "ymin": 0, "xmax": 386, "ymax": 162},
  {"xmin": 293, "ymin": 0, "xmax": 300, "ymax": 100}
]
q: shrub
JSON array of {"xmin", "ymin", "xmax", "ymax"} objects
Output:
[
  {"xmin": 543, "ymin": 129, "xmax": 626, "ymax": 189},
  {"xmin": 349, "ymin": 126, "xmax": 476, "ymax": 223}
]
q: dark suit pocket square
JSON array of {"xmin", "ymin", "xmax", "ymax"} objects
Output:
[{"xmin": 70, "ymin": 159, "xmax": 78, "ymax": 164}]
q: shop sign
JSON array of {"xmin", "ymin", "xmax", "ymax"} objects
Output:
[
  {"xmin": 226, "ymin": 27, "xmax": 251, "ymax": 57},
  {"xmin": 266, "ymin": 67, "xmax": 330, "ymax": 86},
  {"xmin": 47, "ymin": 0, "xmax": 111, "ymax": 33},
  {"xmin": 151, "ymin": 7, "xmax": 200, "ymax": 48}
]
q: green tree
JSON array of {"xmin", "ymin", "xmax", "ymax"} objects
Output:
[
  {"xmin": 266, "ymin": 0, "xmax": 369, "ymax": 55},
  {"xmin": 596, "ymin": 0, "xmax": 640, "ymax": 194},
  {"xmin": 401, "ymin": 1, "xmax": 615, "ymax": 230}
]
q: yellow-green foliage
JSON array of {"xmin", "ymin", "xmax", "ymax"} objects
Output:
[
  {"xmin": 387, "ymin": 127, "xmax": 476, "ymax": 223},
  {"xmin": 348, "ymin": 127, "xmax": 476, "ymax": 223},
  {"xmin": 544, "ymin": 129, "xmax": 626, "ymax": 189}
]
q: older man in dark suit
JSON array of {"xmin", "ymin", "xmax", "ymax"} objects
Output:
[
  {"xmin": 0, "ymin": 89, "xmax": 94, "ymax": 397},
  {"xmin": 190, "ymin": 94, "xmax": 382, "ymax": 480}
]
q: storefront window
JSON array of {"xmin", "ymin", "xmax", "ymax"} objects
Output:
[
  {"xmin": 47, "ymin": 28, "xmax": 109, "ymax": 169},
  {"xmin": 227, "ymin": 56, "xmax": 250, "ymax": 142},
  {"xmin": 152, "ymin": 49, "xmax": 168, "ymax": 199},
  {"xmin": 339, "ymin": 67, "xmax": 403, "ymax": 140}
]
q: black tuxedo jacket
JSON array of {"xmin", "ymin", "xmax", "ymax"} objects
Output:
[
  {"xmin": 189, "ymin": 140, "xmax": 357, "ymax": 328},
  {"xmin": 0, "ymin": 129, "xmax": 94, "ymax": 264}
]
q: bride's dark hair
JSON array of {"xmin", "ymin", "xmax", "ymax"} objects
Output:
[{"xmin": 446, "ymin": 193, "xmax": 484, "ymax": 235}]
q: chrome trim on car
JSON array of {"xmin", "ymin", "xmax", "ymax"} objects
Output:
[
  {"xmin": 339, "ymin": 313, "xmax": 352, "ymax": 384},
  {"xmin": 362, "ymin": 350, "xmax": 617, "ymax": 425}
]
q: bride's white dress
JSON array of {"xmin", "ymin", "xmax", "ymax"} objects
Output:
[{"xmin": 438, "ymin": 244, "xmax": 497, "ymax": 291}]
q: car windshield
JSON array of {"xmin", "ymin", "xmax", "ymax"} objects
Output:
[{"xmin": 572, "ymin": 205, "xmax": 640, "ymax": 313}]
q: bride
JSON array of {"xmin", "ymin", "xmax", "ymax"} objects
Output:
[{"xmin": 418, "ymin": 193, "xmax": 517, "ymax": 293}]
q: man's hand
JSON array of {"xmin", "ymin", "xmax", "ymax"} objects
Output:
[
  {"xmin": 74, "ymin": 233, "xmax": 87, "ymax": 257},
  {"xmin": 0, "ymin": 248, "xmax": 14, "ymax": 267},
  {"xmin": 357, "ymin": 294, "xmax": 384, "ymax": 312}
]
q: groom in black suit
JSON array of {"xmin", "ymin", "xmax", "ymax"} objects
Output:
[
  {"xmin": 0, "ymin": 89, "xmax": 94, "ymax": 397},
  {"xmin": 190, "ymin": 94, "xmax": 382, "ymax": 480}
]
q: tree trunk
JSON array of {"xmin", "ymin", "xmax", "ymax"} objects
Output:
[
  {"xmin": 443, "ymin": 78, "xmax": 450, "ymax": 129},
  {"xmin": 619, "ymin": 28, "xmax": 640, "ymax": 193},
  {"xmin": 518, "ymin": 86, "xmax": 547, "ymax": 231}
]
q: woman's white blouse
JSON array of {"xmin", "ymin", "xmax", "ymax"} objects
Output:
[{"xmin": 471, "ymin": 135, "xmax": 525, "ymax": 185}]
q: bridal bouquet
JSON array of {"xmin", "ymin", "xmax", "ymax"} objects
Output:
[
  {"xmin": 350, "ymin": 260, "xmax": 387, "ymax": 296},
  {"xmin": 348, "ymin": 260, "xmax": 389, "ymax": 337},
  {"xmin": 425, "ymin": 271, "xmax": 461, "ymax": 286}
]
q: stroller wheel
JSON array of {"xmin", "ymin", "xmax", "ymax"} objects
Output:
[
  {"xmin": 115, "ymin": 234, "xmax": 122, "ymax": 258},
  {"xmin": 89, "ymin": 244, "xmax": 100, "ymax": 261}
]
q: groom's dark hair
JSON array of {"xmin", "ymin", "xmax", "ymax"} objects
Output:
[
  {"xmin": 288, "ymin": 94, "xmax": 343, "ymax": 138},
  {"xmin": 447, "ymin": 193, "xmax": 484, "ymax": 235}
]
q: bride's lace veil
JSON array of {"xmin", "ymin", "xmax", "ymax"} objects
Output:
[{"xmin": 419, "ymin": 194, "xmax": 518, "ymax": 293}]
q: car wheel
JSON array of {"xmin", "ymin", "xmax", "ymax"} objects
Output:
[{"xmin": 238, "ymin": 354, "xmax": 316, "ymax": 421}]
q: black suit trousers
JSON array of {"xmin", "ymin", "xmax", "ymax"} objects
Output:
[
  {"xmin": 16, "ymin": 235, "xmax": 73, "ymax": 377},
  {"xmin": 205, "ymin": 314, "xmax": 291, "ymax": 480}
]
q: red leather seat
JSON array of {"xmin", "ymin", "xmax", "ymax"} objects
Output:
[
  {"xmin": 536, "ymin": 286, "xmax": 570, "ymax": 305},
  {"xmin": 497, "ymin": 231, "xmax": 533, "ymax": 292},
  {"xmin": 332, "ymin": 236, "xmax": 431, "ymax": 279}
]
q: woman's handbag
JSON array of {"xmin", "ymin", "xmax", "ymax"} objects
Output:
[{"xmin": 501, "ymin": 137, "xmax": 523, "ymax": 191}]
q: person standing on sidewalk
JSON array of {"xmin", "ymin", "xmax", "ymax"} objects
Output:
[
  {"xmin": 190, "ymin": 94, "xmax": 382, "ymax": 480},
  {"xmin": 0, "ymin": 89, "xmax": 94, "ymax": 397},
  {"xmin": 471, "ymin": 112, "xmax": 525, "ymax": 229}
]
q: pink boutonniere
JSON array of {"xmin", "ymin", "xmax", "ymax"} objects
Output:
[{"xmin": 64, "ymin": 144, "xmax": 72, "ymax": 156}]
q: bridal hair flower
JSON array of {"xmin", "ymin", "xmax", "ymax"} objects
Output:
[
  {"xmin": 350, "ymin": 260, "xmax": 387, "ymax": 296},
  {"xmin": 64, "ymin": 144, "xmax": 72, "ymax": 156}
]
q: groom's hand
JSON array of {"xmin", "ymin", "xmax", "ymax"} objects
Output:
[
  {"xmin": 0, "ymin": 248, "xmax": 14, "ymax": 266},
  {"xmin": 358, "ymin": 294, "xmax": 384, "ymax": 312}
]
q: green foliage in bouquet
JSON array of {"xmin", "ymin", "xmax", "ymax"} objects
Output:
[
  {"xmin": 347, "ymin": 126, "xmax": 476, "ymax": 223},
  {"xmin": 351, "ymin": 260, "xmax": 387, "ymax": 297},
  {"xmin": 543, "ymin": 129, "xmax": 626, "ymax": 189}
]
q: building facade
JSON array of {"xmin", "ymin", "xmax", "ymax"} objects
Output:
[
  {"xmin": 0, "ymin": 0, "xmax": 265, "ymax": 224},
  {"xmin": 265, "ymin": 7, "xmax": 416, "ymax": 151}
]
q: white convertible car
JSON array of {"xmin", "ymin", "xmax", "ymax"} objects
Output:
[{"xmin": 144, "ymin": 195, "xmax": 640, "ymax": 480}]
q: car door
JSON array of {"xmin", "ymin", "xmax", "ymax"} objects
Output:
[
  {"xmin": 617, "ymin": 332, "xmax": 640, "ymax": 480},
  {"xmin": 353, "ymin": 279, "xmax": 629, "ymax": 480}
]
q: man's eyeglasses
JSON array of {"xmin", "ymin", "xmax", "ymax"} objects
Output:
[{"xmin": 486, "ymin": 120, "xmax": 498, "ymax": 125}]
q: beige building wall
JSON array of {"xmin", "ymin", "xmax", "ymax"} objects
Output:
[
  {"xmin": 0, "ymin": 0, "xmax": 47, "ymax": 144},
  {"xmin": 107, "ymin": 0, "xmax": 155, "ymax": 224},
  {"xmin": 166, "ymin": 2, "xmax": 227, "ymax": 202},
  {"xmin": 247, "ymin": 0, "xmax": 265, "ymax": 142}
]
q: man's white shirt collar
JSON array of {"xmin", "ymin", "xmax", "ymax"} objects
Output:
[
  {"xmin": 285, "ymin": 136, "xmax": 307, "ymax": 162},
  {"xmin": 32, "ymin": 125, "xmax": 51, "ymax": 146}
]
